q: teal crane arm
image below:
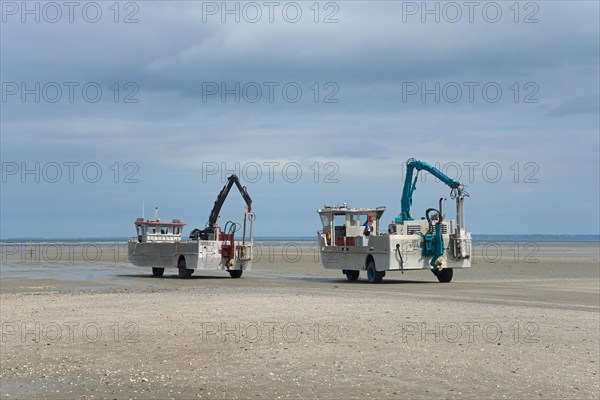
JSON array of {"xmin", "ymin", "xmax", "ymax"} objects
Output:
[{"xmin": 398, "ymin": 158, "xmax": 464, "ymax": 222}]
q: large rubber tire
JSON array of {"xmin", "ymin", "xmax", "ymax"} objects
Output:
[
  {"xmin": 344, "ymin": 270, "xmax": 360, "ymax": 281},
  {"xmin": 436, "ymin": 268, "xmax": 453, "ymax": 283},
  {"xmin": 152, "ymin": 268, "xmax": 164, "ymax": 277},
  {"xmin": 366, "ymin": 260, "xmax": 384, "ymax": 283},
  {"xmin": 229, "ymin": 270, "xmax": 243, "ymax": 279},
  {"xmin": 178, "ymin": 258, "xmax": 193, "ymax": 279}
]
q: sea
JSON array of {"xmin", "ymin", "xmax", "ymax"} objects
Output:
[{"xmin": 1, "ymin": 235, "xmax": 598, "ymax": 243}]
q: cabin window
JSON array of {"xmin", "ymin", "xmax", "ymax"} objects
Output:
[
  {"xmin": 320, "ymin": 215, "xmax": 330, "ymax": 228},
  {"xmin": 349, "ymin": 214, "xmax": 362, "ymax": 226},
  {"xmin": 334, "ymin": 214, "xmax": 346, "ymax": 228},
  {"xmin": 161, "ymin": 226, "xmax": 169, "ymax": 234},
  {"xmin": 355, "ymin": 214, "xmax": 369, "ymax": 226},
  {"xmin": 174, "ymin": 226, "xmax": 180, "ymax": 235},
  {"xmin": 150, "ymin": 227, "xmax": 156, "ymax": 234},
  {"xmin": 136, "ymin": 225, "xmax": 142, "ymax": 236}
]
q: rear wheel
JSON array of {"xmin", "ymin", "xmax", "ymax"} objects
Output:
[
  {"xmin": 152, "ymin": 268, "xmax": 164, "ymax": 277},
  {"xmin": 178, "ymin": 257, "xmax": 193, "ymax": 279},
  {"xmin": 436, "ymin": 268, "xmax": 453, "ymax": 283},
  {"xmin": 366, "ymin": 260, "xmax": 384, "ymax": 283},
  {"xmin": 229, "ymin": 270, "xmax": 243, "ymax": 279},
  {"xmin": 344, "ymin": 270, "xmax": 360, "ymax": 281}
]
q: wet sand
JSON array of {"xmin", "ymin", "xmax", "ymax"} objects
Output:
[{"xmin": 1, "ymin": 242, "xmax": 599, "ymax": 399}]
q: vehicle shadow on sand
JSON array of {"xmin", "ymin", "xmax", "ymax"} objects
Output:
[
  {"xmin": 281, "ymin": 276, "xmax": 435, "ymax": 284},
  {"xmin": 344, "ymin": 279, "xmax": 435, "ymax": 284},
  {"xmin": 117, "ymin": 274, "xmax": 230, "ymax": 280}
]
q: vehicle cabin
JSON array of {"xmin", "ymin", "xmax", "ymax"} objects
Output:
[
  {"xmin": 318, "ymin": 205, "xmax": 386, "ymax": 247},
  {"xmin": 134, "ymin": 218, "xmax": 186, "ymax": 243}
]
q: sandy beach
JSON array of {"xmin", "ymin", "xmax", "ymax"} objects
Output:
[
  {"xmin": 3, "ymin": 1, "xmax": 599, "ymax": 399},
  {"xmin": 1, "ymin": 241, "xmax": 598, "ymax": 399}
]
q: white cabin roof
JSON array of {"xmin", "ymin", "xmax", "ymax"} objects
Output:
[
  {"xmin": 318, "ymin": 205, "xmax": 386, "ymax": 215},
  {"xmin": 134, "ymin": 218, "xmax": 186, "ymax": 227}
]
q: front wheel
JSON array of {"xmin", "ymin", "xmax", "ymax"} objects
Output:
[
  {"xmin": 178, "ymin": 258, "xmax": 193, "ymax": 279},
  {"xmin": 366, "ymin": 261, "xmax": 384, "ymax": 283},
  {"xmin": 152, "ymin": 268, "xmax": 164, "ymax": 277},
  {"xmin": 229, "ymin": 270, "xmax": 243, "ymax": 279},
  {"xmin": 436, "ymin": 268, "xmax": 453, "ymax": 283},
  {"xmin": 344, "ymin": 270, "xmax": 360, "ymax": 281}
]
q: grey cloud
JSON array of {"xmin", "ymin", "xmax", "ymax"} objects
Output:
[
  {"xmin": 549, "ymin": 95, "xmax": 600, "ymax": 116},
  {"xmin": 1, "ymin": 1, "xmax": 599, "ymax": 237}
]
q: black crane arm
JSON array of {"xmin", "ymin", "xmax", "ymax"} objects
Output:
[
  {"xmin": 206, "ymin": 174, "xmax": 252, "ymax": 229},
  {"xmin": 190, "ymin": 175, "xmax": 253, "ymax": 240}
]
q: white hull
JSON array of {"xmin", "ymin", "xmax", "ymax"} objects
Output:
[
  {"xmin": 318, "ymin": 232, "xmax": 472, "ymax": 272},
  {"xmin": 128, "ymin": 240, "xmax": 253, "ymax": 272}
]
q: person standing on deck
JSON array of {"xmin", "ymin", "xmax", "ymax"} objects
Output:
[{"xmin": 363, "ymin": 215, "xmax": 374, "ymax": 236}]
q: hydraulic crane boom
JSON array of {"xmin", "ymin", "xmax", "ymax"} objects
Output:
[
  {"xmin": 190, "ymin": 175, "xmax": 253, "ymax": 240},
  {"xmin": 398, "ymin": 158, "xmax": 465, "ymax": 222},
  {"xmin": 206, "ymin": 174, "xmax": 252, "ymax": 230},
  {"xmin": 395, "ymin": 158, "xmax": 470, "ymax": 271}
]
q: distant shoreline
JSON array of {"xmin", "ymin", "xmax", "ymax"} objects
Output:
[{"xmin": 1, "ymin": 235, "xmax": 599, "ymax": 243}]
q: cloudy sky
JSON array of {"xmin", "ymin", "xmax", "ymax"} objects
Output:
[{"xmin": 1, "ymin": 0, "xmax": 598, "ymax": 238}]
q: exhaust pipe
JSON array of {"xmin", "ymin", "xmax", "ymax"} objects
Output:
[{"xmin": 451, "ymin": 194, "xmax": 469, "ymax": 260}]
